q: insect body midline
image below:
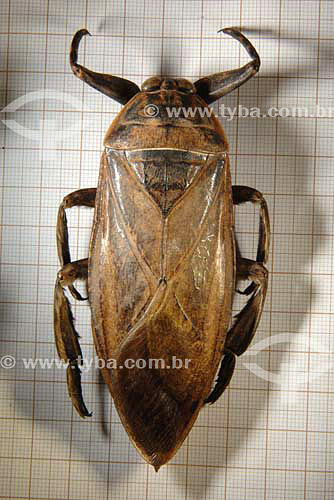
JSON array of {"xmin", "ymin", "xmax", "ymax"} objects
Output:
[{"xmin": 116, "ymin": 277, "xmax": 168, "ymax": 351}]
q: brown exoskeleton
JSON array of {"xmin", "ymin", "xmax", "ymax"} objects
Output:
[{"xmin": 54, "ymin": 28, "xmax": 270, "ymax": 470}]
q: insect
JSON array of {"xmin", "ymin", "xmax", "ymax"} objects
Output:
[{"xmin": 54, "ymin": 27, "xmax": 270, "ymax": 471}]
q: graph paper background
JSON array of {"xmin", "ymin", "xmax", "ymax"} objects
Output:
[{"xmin": 1, "ymin": 0, "xmax": 334, "ymax": 499}]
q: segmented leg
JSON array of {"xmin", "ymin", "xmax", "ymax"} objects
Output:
[
  {"xmin": 70, "ymin": 29, "xmax": 140, "ymax": 105},
  {"xmin": 57, "ymin": 188, "xmax": 96, "ymax": 300},
  {"xmin": 232, "ymin": 185, "xmax": 270, "ymax": 265},
  {"xmin": 55, "ymin": 188, "xmax": 96, "ymax": 417},
  {"xmin": 194, "ymin": 27, "xmax": 260, "ymax": 104},
  {"xmin": 54, "ymin": 258, "xmax": 91, "ymax": 417},
  {"xmin": 226, "ymin": 259, "xmax": 268, "ymax": 356},
  {"xmin": 205, "ymin": 186, "xmax": 270, "ymax": 405},
  {"xmin": 204, "ymin": 351, "xmax": 236, "ymax": 404}
]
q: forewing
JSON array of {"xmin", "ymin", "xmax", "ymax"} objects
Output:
[{"xmin": 91, "ymin": 151, "xmax": 235, "ymax": 468}]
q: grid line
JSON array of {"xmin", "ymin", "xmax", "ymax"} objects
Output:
[{"xmin": 1, "ymin": 1, "xmax": 334, "ymax": 499}]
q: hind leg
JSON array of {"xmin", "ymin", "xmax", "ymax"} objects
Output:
[{"xmin": 226, "ymin": 259, "xmax": 268, "ymax": 356}]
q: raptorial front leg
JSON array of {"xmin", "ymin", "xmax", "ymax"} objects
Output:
[
  {"xmin": 194, "ymin": 27, "xmax": 260, "ymax": 104},
  {"xmin": 54, "ymin": 258, "xmax": 91, "ymax": 418},
  {"xmin": 70, "ymin": 29, "xmax": 140, "ymax": 105},
  {"xmin": 205, "ymin": 186, "xmax": 270, "ymax": 405}
]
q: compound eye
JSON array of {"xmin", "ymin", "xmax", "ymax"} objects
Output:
[
  {"xmin": 178, "ymin": 87, "xmax": 192, "ymax": 94},
  {"xmin": 141, "ymin": 77, "xmax": 162, "ymax": 92},
  {"xmin": 177, "ymin": 79, "xmax": 195, "ymax": 94}
]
